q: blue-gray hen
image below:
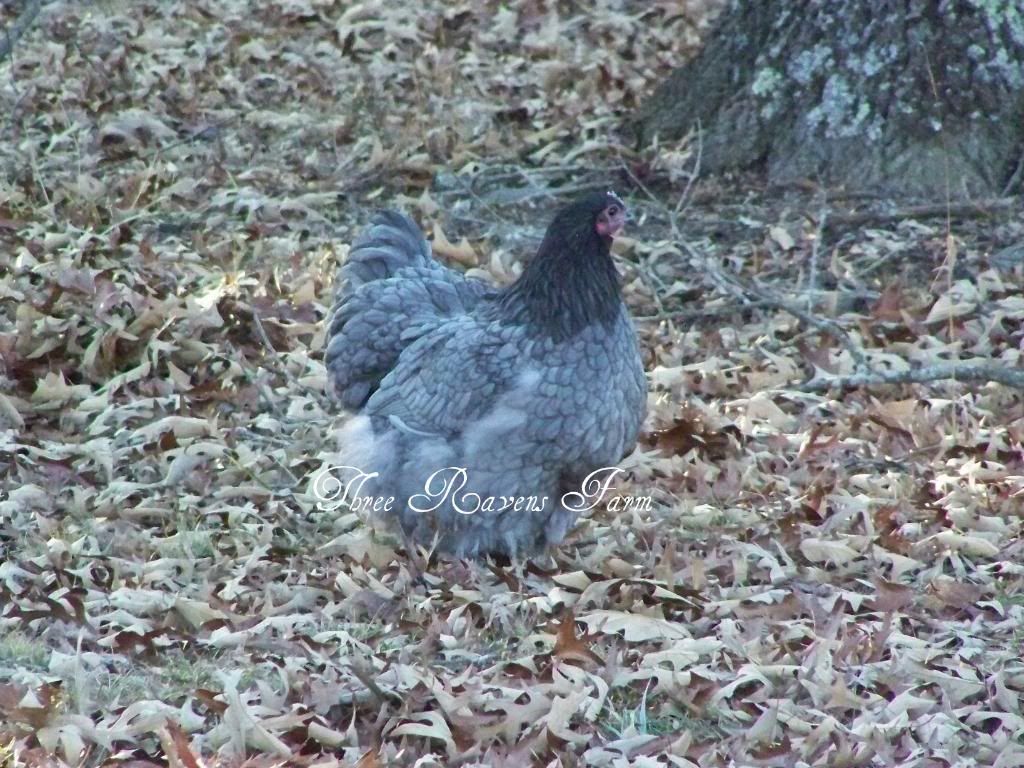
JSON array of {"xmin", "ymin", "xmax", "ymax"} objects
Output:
[{"xmin": 324, "ymin": 191, "xmax": 646, "ymax": 557}]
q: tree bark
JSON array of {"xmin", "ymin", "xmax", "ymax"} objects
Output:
[{"xmin": 633, "ymin": 0, "xmax": 1024, "ymax": 199}]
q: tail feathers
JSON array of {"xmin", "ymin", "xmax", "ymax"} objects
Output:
[
  {"xmin": 327, "ymin": 209, "xmax": 493, "ymax": 410},
  {"xmin": 338, "ymin": 211, "xmax": 436, "ymax": 296},
  {"xmin": 326, "ymin": 271, "xmax": 487, "ymax": 409}
]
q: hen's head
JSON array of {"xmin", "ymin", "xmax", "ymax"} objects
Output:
[
  {"xmin": 548, "ymin": 190, "xmax": 628, "ymax": 248},
  {"xmin": 510, "ymin": 189, "xmax": 628, "ymax": 333}
]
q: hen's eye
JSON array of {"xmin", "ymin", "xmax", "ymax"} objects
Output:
[{"xmin": 607, "ymin": 205, "xmax": 619, "ymax": 216}]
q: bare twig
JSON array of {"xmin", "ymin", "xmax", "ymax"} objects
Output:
[
  {"xmin": 672, "ymin": 121, "xmax": 702, "ymax": 219},
  {"xmin": 346, "ymin": 661, "xmax": 404, "ymax": 706},
  {"xmin": 824, "ymin": 198, "xmax": 1018, "ymax": 232},
  {"xmin": 0, "ymin": 0, "xmax": 43, "ymax": 64},
  {"xmin": 630, "ymin": 179, "xmax": 868, "ymax": 368},
  {"xmin": 800, "ymin": 362, "xmax": 1024, "ymax": 392},
  {"xmin": 618, "ymin": 132, "xmax": 1019, "ymax": 397},
  {"xmin": 615, "ymin": 154, "xmax": 681, "ymax": 238},
  {"xmin": 754, "ymin": 286, "xmax": 868, "ymax": 370},
  {"xmin": 626, "ymin": 178, "xmax": 877, "ymax": 381},
  {"xmin": 445, "ymin": 171, "xmax": 519, "ymax": 227},
  {"xmin": 1002, "ymin": 150, "xmax": 1024, "ymax": 197},
  {"xmin": 248, "ymin": 307, "xmax": 309, "ymax": 434},
  {"xmin": 224, "ymin": 452, "xmax": 281, "ymax": 492},
  {"xmin": 250, "ymin": 307, "xmax": 277, "ymax": 355},
  {"xmin": 805, "ymin": 193, "xmax": 828, "ymax": 310},
  {"xmin": 467, "ymin": 163, "xmax": 616, "ymax": 193},
  {"xmin": 98, "ymin": 117, "xmax": 236, "ymax": 170},
  {"xmin": 633, "ymin": 299, "xmax": 775, "ymax": 323},
  {"xmin": 676, "ymin": 240, "xmax": 745, "ymax": 300},
  {"xmin": 480, "ymin": 181, "xmax": 608, "ymax": 205},
  {"xmin": 673, "ymin": 239, "xmax": 870, "ymax": 370}
]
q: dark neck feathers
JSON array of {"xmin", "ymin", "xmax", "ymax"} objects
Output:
[{"xmin": 496, "ymin": 222, "xmax": 622, "ymax": 340}]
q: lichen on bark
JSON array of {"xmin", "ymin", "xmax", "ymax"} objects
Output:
[{"xmin": 634, "ymin": 0, "xmax": 1024, "ymax": 198}]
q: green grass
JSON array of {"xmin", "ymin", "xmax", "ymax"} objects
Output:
[
  {"xmin": 0, "ymin": 631, "xmax": 50, "ymax": 674},
  {"xmin": 598, "ymin": 686, "xmax": 727, "ymax": 741}
]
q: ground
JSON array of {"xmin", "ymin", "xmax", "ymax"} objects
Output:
[{"xmin": 0, "ymin": 1, "xmax": 1023, "ymax": 767}]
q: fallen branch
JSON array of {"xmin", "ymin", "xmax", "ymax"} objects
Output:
[
  {"xmin": 801, "ymin": 361, "xmax": 1024, "ymax": 392},
  {"xmin": 616, "ymin": 162, "xmax": 1023, "ymax": 394},
  {"xmin": 753, "ymin": 289, "xmax": 868, "ymax": 371},
  {"xmin": 824, "ymin": 197, "xmax": 1018, "ymax": 232},
  {"xmin": 633, "ymin": 299, "xmax": 775, "ymax": 323},
  {"xmin": 673, "ymin": 239, "xmax": 871, "ymax": 371},
  {"xmin": 672, "ymin": 241, "xmax": 1022, "ymax": 393}
]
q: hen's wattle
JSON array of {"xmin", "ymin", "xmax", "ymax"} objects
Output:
[{"xmin": 323, "ymin": 191, "xmax": 646, "ymax": 557}]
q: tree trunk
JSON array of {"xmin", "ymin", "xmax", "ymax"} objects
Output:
[{"xmin": 633, "ymin": 0, "xmax": 1024, "ymax": 199}]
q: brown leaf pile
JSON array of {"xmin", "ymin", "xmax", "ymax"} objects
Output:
[{"xmin": 1, "ymin": 1, "xmax": 1023, "ymax": 766}]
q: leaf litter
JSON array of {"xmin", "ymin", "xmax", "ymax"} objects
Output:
[{"xmin": 1, "ymin": 0, "xmax": 1023, "ymax": 766}]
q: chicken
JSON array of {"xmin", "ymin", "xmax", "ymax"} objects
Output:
[{"xmin": 323, "ymin": 191, "xmax": 646, "ymax": 557}]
